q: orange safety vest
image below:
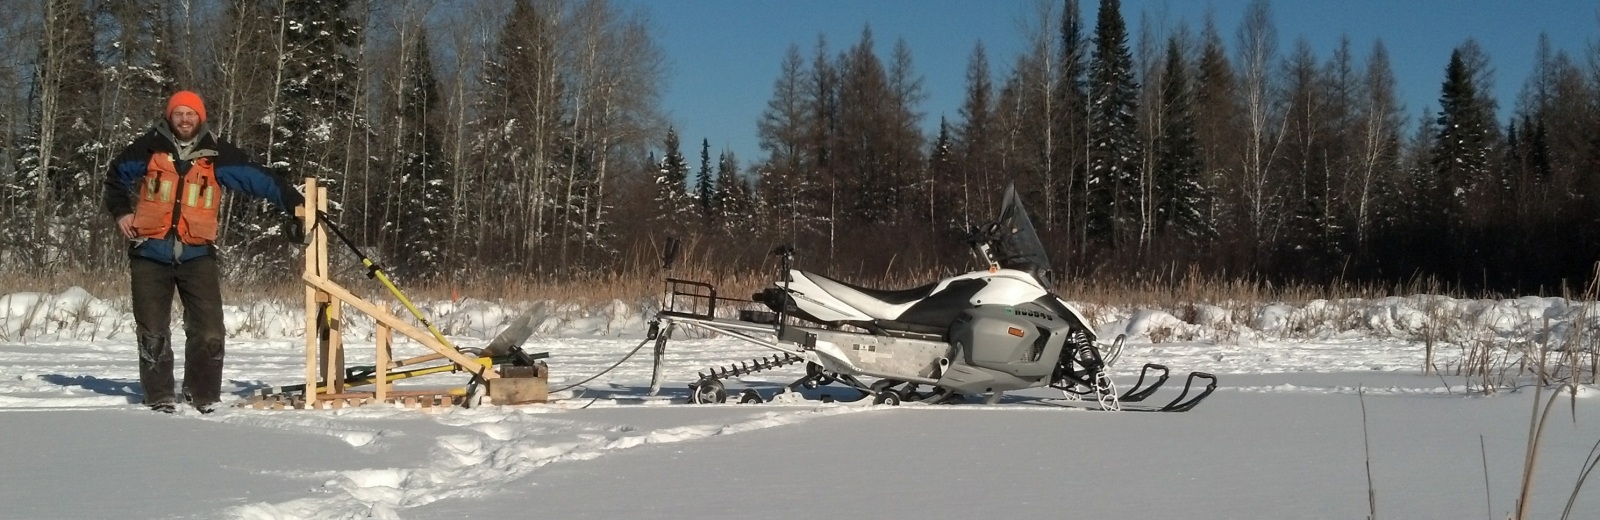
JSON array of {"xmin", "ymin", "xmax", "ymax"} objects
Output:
[{"xmin": 130, "ymin": 153, "xmax": 221, "ymax": 245}]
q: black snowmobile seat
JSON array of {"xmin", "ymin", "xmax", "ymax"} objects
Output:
[
  {"xmin": 788, "ymin": 271, "xmax": 989, "ymax": 333},
  {"xmin": 800, "ymin": 271, "xmax": 939, "ymax": 315}
]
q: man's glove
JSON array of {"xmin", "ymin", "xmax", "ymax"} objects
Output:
[{"xmin": 284, "ymin": 216, "xmax": 307, "ymax": 244}]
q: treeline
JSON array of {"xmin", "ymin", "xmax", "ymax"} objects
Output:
[
  {"xmin": 2, "ymin": 0, "xmax": 1598, "ymax": 294},
  {"xmin": 1, "ymin": 0, "xmax": 666, "ymax": 284},
  {"xmin": 717, "ymin": 0, "xmax": 1600, "ymax": 293}
]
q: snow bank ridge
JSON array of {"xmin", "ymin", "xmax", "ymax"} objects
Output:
[
  {"xmin": 0, "ymin": 287, "xmax": 654, "ymax": 342},
  {"xmin": 7, "ymin": 287, "xmax": 1600, "ymax": 348}
]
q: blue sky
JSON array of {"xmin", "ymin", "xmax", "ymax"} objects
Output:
[{"xmin": 617, "ymin": 0, "xmax": 1599, "ymax": 167}]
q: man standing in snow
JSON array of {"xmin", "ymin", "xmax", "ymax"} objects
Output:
[{"xmin": 102, "ymin": 90, "xmax": 304, "ymax": 414}]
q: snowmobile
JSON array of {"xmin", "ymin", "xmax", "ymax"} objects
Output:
[{"xmin": 647, "ymin": 185, "xmax": 1216, "ymax": 411}]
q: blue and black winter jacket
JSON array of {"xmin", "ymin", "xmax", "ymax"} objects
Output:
[{"xmin": 103, "ymin": 123, "xmax": 304, "ymax": 264}]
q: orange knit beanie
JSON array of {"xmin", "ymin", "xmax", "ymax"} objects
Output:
[{"xmin": 166, "ymin": 90, "xmax": 206, "ymax": 122}]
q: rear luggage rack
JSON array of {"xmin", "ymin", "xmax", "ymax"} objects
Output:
[{"xmin": 660, "ymin": 278, "xmax": 717, "ymax": 320}]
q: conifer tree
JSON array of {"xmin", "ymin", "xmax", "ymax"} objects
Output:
[
  {"xmin": 269, "ymin": 0, "xmax": 363, "ymax": 185},
  {"xmin": 1052, "ymin": 0, "xmax": 1090, "ymax": 236},
  {"xmin": 1086, "ymin": 0, "xmax": 1143, "ymax": 248},
  {"xmin": 1499, "ymin": 120, "xmax": 1523, "ymax": 205},
  {"xmin": 387, "ymin": 27, "xmax": 451, "ymax": 281},
  {"xmin": 1153, "ymin": 38, "xmax": 1211, "ymax": 241},
  {"xmin": 756, "ymin": 44, "xmax": 816, "ymax": 241},
  {"xmin": 101, "ymin": 0, "xmax": 178, "ymax": 146},
  {"xmin": 1527, "ymin": 119, "xmax": 1553, "ymax": 184},
  {"xmin": 955, "ymin": 43, "xmax": 994, "ymax": 225},
  {"xmin": 1278, "ymin": 38, "xmax": 1337, "ymax": 262},
  {"xmin": 654, "ymin": 127, "xmax": 692, "ymax": 236},
  {"xmin": 884, "ymin": 38, "xmax": 926, "ymax": 225},
  {"xmin": 220, "ymin": 0, "xmax": 365, "ymax": 278},
  {"xmin": 715, "ymin": 150, "xmax": 751, "ymax": 231},
  {"xmin": 806, "ymin": 36, "xmax": 839, "ymax": 246},
  {"xmin": 1193, "ymin": 15, "xmax": 1242, "ymax": 238},
  {"xmin": 696, "ymin": 138, "xmax": 715, "ymax": 227},
  {"xmin": 836, "ymin": 26, "xmax": 896, "ymax": 224},
  {"xmin": 15, "ymin": 0, "xmax": 102, "ymax": 270},
  {"xmin": 1403, "ymin": 109, "xmax": 1438, "ymax": 215},
  {"xmin": 924, "ymin": 118, "xmax": 958, "ymax": 230},
  {"xmin": 1518, "ymin": 35, "xmax": 1586, "ymax": 187},
  {"xmin": 1430, "ymin": 47, "xmax": 1495, "ymax": 231}
]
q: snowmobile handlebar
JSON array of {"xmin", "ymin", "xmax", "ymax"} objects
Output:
[
  {"xmin": 770, "ymin": 245, "xmax": 796, "ymax": 281},
  {"xmin": 963, "ymin": 223, "xmax": 1002, "ymax": 270},
  {"xmin": 963, "ymin": 222, "xmax": 1003, "ymax": 246}
]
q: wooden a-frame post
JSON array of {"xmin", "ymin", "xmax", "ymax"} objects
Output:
[{"xmin": 294, "ymin": 177, "xmax": 502, "ymax": 409}]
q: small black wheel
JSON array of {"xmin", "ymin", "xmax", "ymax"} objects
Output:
[
  {"xmin": 739, "ymin": 389, "xmax": 763, "ymax": 404},
  {"xmin": 690, "ymin": 380, "xmax": 727, "ymax": 404},
  {"xmin": 872, "ymin": 390, "xmax": 903, "ymax": 406}
]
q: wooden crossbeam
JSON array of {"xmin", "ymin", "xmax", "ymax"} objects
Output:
[{"xmin": 301, "ymin": 274, "xmax": 494, "ymax": 380}]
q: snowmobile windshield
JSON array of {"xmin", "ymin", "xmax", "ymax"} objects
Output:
[{"xmin": 993, "ymin": 184, "xmax": 1053, "ymax": 285}]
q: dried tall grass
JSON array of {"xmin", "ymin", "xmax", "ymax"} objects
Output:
[
  {"xmin": 0, "ymin": 270, "xmax": 127, "ymax": 300},
  {"xmin": 0, "ymin": 253, "xmax": 1487, "ymax": 311}
]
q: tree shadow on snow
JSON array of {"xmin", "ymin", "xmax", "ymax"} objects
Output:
[{"xmin": 37, "ymin": 374, "xmax": 143, "ymax": 403}]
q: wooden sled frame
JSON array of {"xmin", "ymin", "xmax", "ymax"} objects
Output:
[{"xmin": 247, "ymin": 177, "xmax": 547, "ymax": 410}]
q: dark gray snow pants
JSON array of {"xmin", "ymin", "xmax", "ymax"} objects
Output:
[{"xmin": 130, "ymin": 255, "xmax": 226, "ymax": 406}]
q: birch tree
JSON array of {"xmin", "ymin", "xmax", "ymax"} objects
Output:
[
  {"xmin": 1234, "ymin": 0, "xmax": 1284, "ymax": 255},
  {"xmin": 1350, "ymin": 41, "xmax": 1403, "ymax": 247}
]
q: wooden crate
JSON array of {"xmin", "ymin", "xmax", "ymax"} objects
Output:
[{"xmin": 489, "ymin": 362, "xmax": 549, "ymax": 405}]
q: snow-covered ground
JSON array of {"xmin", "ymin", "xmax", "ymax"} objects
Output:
[{"xmin": 2, "ymin": 287, "xmax": 1598, "ymax": 519}]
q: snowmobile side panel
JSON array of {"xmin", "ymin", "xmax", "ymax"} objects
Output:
[
  {"xmin": 934, "ymin": 363, "xmax": 1034, "ymax": 394},
  {"xmin": 967, "ymin": 274, "xmax": 1049, "ymax": 307},
  {"xmin": 935, "ymin": 363, "xmax": 995, "ymax": 393},
  {"xmin": 892, "ymin": 278, "xmax": 986, "ymax": 329},
  {"xmin": 950, "ymin": 305, "xmax": 1070, "ymax": 379},
  {"xmin": 805, "ymin": 331, "xmax": 949, "ymax": 381},
  {"xmin": 1031, "ymin": 295, "xmax": 1096, "ymax": 337}
]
